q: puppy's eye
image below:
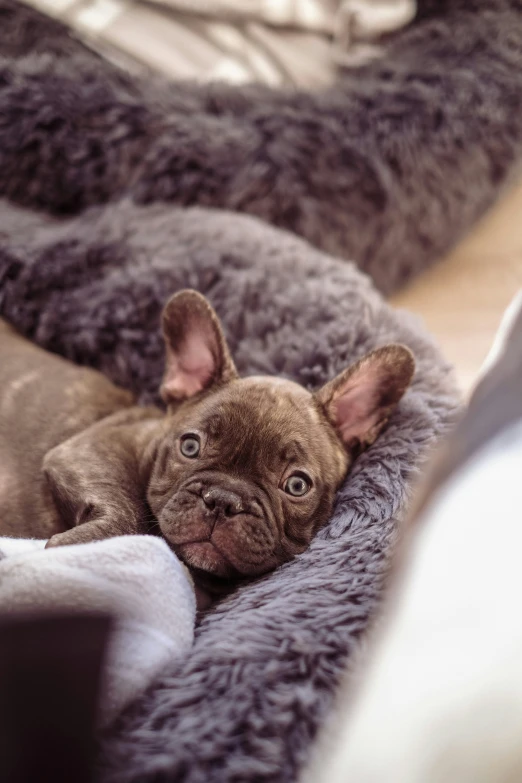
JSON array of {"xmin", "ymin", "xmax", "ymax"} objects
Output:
[
  {"xmin": 283, "ymin": 472, "xmax": 311, "ymax": 497},
  {"xmin": 180, "ymin": 434, "xmax": 201, "ymax": 459}
]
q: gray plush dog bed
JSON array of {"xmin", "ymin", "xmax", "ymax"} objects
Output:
[
  {"xmin": 0, "ymin": 1, "xmax": 494, "ymax": 780},
  {"xmin": 2, "ymin": 0, "xmax": 522, "ymax": 293},
  {"xmin": 0, "ymin": 198, "xmax": 459, "ymax": 783}
]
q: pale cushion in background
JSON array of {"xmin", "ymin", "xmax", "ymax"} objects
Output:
[{"xmin": 23, "ymin": 0, "xmax": 417, "ymax": 86}]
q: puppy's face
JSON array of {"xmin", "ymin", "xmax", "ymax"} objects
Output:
[
  {"xmin": 148, "ymin": 377, "xmax": 348, "ymax": 579},
  {"xmin": 147, "ymin": 291, "xmax": 414, "ymax": 582}
]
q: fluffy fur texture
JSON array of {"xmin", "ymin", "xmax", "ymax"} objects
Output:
[
  {"xmin": 1, "ymin": 1, "xmax": 522, "ymax": 292},
  {"xmin": 0, "ymin": 197, "xmax": 459, "ymax": 782}
]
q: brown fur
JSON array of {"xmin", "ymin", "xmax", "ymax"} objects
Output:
[{"xmin": 0, "ymin": 291, "xmax": 414, "ymax": 603}]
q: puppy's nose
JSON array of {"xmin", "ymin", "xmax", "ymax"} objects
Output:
[{"xmin": 202, "ymin": 487, "xmax": 244, "ymax": 517}]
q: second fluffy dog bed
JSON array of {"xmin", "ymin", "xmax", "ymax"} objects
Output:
[{"xmin": 1, "ymin": 0, "xmax": 522, "ymax": 292}]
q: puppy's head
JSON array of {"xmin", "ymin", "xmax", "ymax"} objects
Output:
[{"xmin": 147, "ymin": 291, "xmax": 414, "ymax": 582}]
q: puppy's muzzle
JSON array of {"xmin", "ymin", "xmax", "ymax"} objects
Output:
[{"xmin": 161, "ymin": 476, "xmax": 277, "ymax": 576}]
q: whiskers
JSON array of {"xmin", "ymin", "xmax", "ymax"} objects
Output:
[{"xmin": 138, "ymin": 509, "xmax": 161, "ymax": 535}]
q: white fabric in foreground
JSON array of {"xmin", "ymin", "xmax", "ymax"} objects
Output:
[
  {"xmin": 0, "ymin": 535, "xmax": 196, "ymax": 727},
  {"xmin": 318, "ymin": 418, "xmax": 522, "ymax": 783}
]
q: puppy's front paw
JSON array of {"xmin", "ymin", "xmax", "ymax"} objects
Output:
[
  {"xmin": 45, "ymin": 531, "xmax": 75, "ymax": 548},
  {"xmin": 45, "ymin": 528, "xmax": 95, "ymax": 548}
]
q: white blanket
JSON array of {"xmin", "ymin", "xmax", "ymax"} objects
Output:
[{"xmin": 0, "ymin": 535, "xmax": 196, "ymax": 726}]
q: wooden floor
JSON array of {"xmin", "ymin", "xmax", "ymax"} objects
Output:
[{"xmin": 391, "ymin": 178, "xmax": 522, "ymax": 394}]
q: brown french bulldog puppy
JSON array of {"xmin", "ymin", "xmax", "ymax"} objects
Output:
[{"xmin": 0, "ymin": 291, "xmax": 414, "ymax": 602}]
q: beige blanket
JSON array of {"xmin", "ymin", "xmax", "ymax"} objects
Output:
[{"xmin": 26, "ymin": 0, "xmax": 417, "ymax": 87}]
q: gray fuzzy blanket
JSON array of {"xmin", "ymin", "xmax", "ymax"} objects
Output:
[{"xmin": 2, "ymin": 0, "xmax": 522, "ymax": 293}]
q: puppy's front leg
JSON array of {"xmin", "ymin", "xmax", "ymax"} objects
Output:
[
  {"xmin": 42, "ymin": 420, "xmax": 151, "ymax": 549},
  {"xmin": 45, "ymin": 515, "xmax": 143, "ymax": 549}
]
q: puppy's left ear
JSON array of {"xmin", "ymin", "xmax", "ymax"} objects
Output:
[
  {"xmin": 160, "ymin": 290, "xmax": 238, "ymax": 404},
  {"xmin": 315, "ymin": 345, "xmax": 415, "ymax": 451}
]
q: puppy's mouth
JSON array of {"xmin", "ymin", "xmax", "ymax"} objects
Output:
[
  {"xmin": 174, "ymin": 539, "xmax": 236, "ymax": 579},
  {"xmin": 159, "ymin": 502, "xmax": 277, "ymax": 580}
]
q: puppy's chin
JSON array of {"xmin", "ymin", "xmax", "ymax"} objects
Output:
[{"xmin": 175, "ymin": 541, "xmax": 235, "ymax": 579}]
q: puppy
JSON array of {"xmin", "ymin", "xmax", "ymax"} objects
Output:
[{"xmin": 0, "ymin": 291, "xmax": 414, "ymax": 602}]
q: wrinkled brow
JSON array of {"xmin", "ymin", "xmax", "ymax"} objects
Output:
[{"xmin": 278, "ymin": 441, "xmax": 309, "ymax": 464}]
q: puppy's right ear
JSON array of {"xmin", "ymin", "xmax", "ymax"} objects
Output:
[
  {"xmin": 160, "ymin": 290, "xmax": 238, "ymax": 404},
  {"xmin": 314, "ymin": 344, "xmax": 415, "ymax": 452}
]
